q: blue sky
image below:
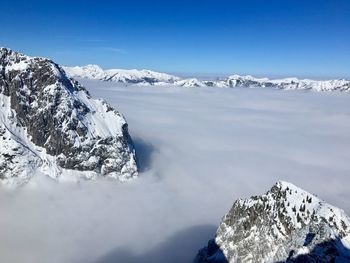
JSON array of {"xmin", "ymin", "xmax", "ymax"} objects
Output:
[{"xmin": 1, "ymin": 0, "xmax": 349, "ymax": 79}]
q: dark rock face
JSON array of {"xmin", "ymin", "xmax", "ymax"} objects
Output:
[
  {"xmin": 195, "ymin": 181, "xmax": 350, "ymax": 263},
  {"xmin": 194, "ymin": 239, "xmax": 228, "ymax": 263},
  {"xmin": 0, "ymin": 47, "xmax": 137, "ymax": 184}
]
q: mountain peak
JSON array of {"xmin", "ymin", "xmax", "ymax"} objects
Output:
[
  {"xmin": 0, "ymin": 48, "xmax": 138, "ymax": 185},
  {"xmin": 196, "ymin": 181, "xmax": 350, "ymax": 263},
  {"xmin": 64, "ymin": 65, "xmax": 180, "ymax": 84}
]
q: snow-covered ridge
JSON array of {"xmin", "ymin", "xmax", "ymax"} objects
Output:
[
  {"xmin": 225, "ymin": 75, "xmax": 350, "ymax": 92},
  {"xmin": 63, "ymin": 64, "xmax": 180, "ymax": 84},
  {"xmin": 0, "ymin": 47, "xmax": 138, "ymax": 185},
  {"xmin": 195, "ymin": 181, "xmax": 350, "ymax": 263},
  {"xmin": 64, "ymin": 65, "xmax": 350, "ymax": 92}
]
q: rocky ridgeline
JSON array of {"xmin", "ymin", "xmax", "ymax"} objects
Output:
[
  {"xmin": 195, "ymin": 181, "xmax": 350, "ymax": 263},
  {"xmin": 0, "ymin": 47, "xmax": 137, "ymax": 185}
]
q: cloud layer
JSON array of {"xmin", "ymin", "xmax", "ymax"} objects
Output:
[{"xmin": 0, "ymin": 81, "xmax": 349, "ymax": 263}]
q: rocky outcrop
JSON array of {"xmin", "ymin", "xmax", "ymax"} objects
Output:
[
  {"xmin": 0, "ymin": 47, "xmax": 138, "ymax": 185},
  {"xmin": 195, "ymin": 181, "xmax": 350, "ymax": 263}
]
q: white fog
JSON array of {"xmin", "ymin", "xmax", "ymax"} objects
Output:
[{"xmin": 0, "ymin": 81, "xmax": 349, "ymax": 263}]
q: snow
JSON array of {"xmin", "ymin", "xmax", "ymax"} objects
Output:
[
  {"xmin": 0, "ymin": 80, "xmax": 350, "ymax": 262},
  {"xmin": 174, "ymin": 78, "xmax": 206, "ymax": 87},
  {"xmin": 0, "ymin": 93, "xmax": 48, "ymax": 184},
  {"xmin": 224, "ymin": 75, "xmax": 350, "ymax": 91},
  {"xmin": 5, "ymin": 60, "xmax": 29, "ymax": 72},
  {"xmin": 75, "ymin": 91, "xmax": 126, "ymax": 138},
  {"xmin": 63, "ymin": 64, "xmax": 106, "ymax": 80},
  {"xmin": 0, "ymin": 48, "xmax": 30, "ymax": 73},
  {"xmin": 63, "ymin": 65, "xmax": 180, "ymax": 84}
]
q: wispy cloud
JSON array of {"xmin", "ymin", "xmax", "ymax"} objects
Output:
[
  {"xmin": 100, "ymin": 47, "xmax": 127, "ymax": 54},
  {"xmin": 49, "ymin": 46, "xmax": 127, "ymax": 56},
  {"xmin": 54, "ymin": 35, "xmax": 106, "ymax": 43},
  {"xmin": 78, "ymin": 39, "xmax": 106, "ymax": 43}
]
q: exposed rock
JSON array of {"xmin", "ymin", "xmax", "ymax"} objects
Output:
[
  {"xmin": 0, "ymin": 47, "xmax": 138, "ymax": 185},
  {"xmin": 195, "ymin": 181, "xmax": 350, "ymax": 263}
]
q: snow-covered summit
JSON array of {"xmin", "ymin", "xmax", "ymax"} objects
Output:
[
  {"xmin": 224, "ymin": 75, "xmax": 350, "ymax": 92},
  {"xmin": 63, "ymin": 64, "xmax": 180, "ymax": 84},
  {"xmin": 174, "ymin": 78, "xmax": 207, "ymax": 87},
  {"xmin": 195, "ymin": 181, "xmax": 350, "ymax": 263},
  {"xmin": 64, "ymin": 64, "xmax": 106, "ymax": 80},
  {"xmin": 0, "ymin": 47, "xmax": 138, "ymax": 185}
]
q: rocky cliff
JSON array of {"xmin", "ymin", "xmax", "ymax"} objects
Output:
[
  {"xmin": 195, "ymin": 181, "xmax": 350, "ymax": 262},
  {"xmin": 0, "ymin": 47, "xmax": 138, "ymax": 185}
]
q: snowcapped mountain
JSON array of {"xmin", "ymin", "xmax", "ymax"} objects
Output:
[
  {"xmin": 63, "ymin": 64, "xmax": 180, "ymax": 84},
  {"xmin": 223, "ymin": 75, "xmax": 350, "ymax": 92},
  {"xmin": 0, "ymin": 48, "xmax": 138, "ymax": 186},
  {"xmin": 64, "ymin": 65, "xmax": 350, "ymax": 92},
  {"xmin": 195, "ymin": 181, "xmax": 350, "ymax": 263},
  {"xmin": 63, "ymin": 64, "xmax": 106, "ymax": 80},
  {"xmin": 174, "ymin": 78, "xmax": 207, "ymax": 88}
]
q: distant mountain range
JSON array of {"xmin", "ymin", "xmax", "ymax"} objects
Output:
[
  {"xmin": 195, "ymin": 181, "xmax": 350, "ymax": 263},
  {"xmin": 64, "ymin": 65, "xmax": 350, "ymax": 92}
]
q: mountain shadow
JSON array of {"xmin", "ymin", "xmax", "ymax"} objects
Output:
[
  {"xmin": 194, "ymin": 239, "xmax": 228, "ymax": 263},
  {"xmin": 276, "ymin": 236, "xmax": 350, "ymax": 263},
  {"xmin": 132, "ymin": 137, "xmax": 157, "ymax": 173},
  {"xmin": 193, "ymin": 236, "xmax": 350, "ymax": 263},
  {"xmin": 93, "ymin": 224, "xmax": 217, "ymax": 263},
  {"xmin": 194, "ymin": 235, "xmax": 350, "ymax": 263}
]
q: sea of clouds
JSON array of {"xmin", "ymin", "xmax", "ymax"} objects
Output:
[{"xmin": 0, "ymin": 81, "xmax": 349, "ymax": 263}]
